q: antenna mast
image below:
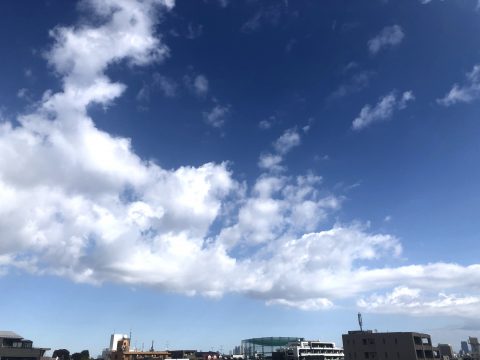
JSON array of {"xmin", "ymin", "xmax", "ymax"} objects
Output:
[{"xmin": 358, "ymin": 312, "xmax": 363, "ymax": 331}]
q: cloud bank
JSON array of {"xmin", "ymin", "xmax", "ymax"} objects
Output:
[{"xmin": 1, "ymin": 0, "xmax": 480, "ymax": 317}]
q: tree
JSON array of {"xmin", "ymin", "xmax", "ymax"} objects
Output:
[
  {"xmin": 80, "ymin": 350, "xmax": 90, "ymax": 360},
  {"xmin": 52, "ymin": 349, "xmax": 70, "ymax": 360}
]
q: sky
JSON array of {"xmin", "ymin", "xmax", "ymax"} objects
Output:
[{"xmin": 1, "ymin": 0, "xmax": 480, "ymax": 356}]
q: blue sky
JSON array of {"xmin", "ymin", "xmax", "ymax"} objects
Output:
[{"xmin": 2, "ymin": 0, "xmax": 480, "ymax": 356}]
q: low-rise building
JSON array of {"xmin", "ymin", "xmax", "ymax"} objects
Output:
[
  {"xmin": 437, "ymin": 344, "xmax": 453, "ymax": 359},
  {"xmin": 285, "ymin": 340, "xmax": 344, "ymax": 360},
  {"xmin": 0, "ymin": 331, "xmax": 50, "ymax": 360},
  {"xmin": 342, "ymin": 330, "xmax": 439, "ymax": 360},
  {"xmin": 110, "ymin": 335, "xmax": 170, "ymax": 360}
]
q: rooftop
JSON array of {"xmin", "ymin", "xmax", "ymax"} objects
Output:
[{"xmin": 0, "ymin": 331, "xmax": 23, "ymax": 339}]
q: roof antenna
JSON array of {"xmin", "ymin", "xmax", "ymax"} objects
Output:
[{"xmin": 358, "ymin": 312, "xmax": 363, "ymax": 332}]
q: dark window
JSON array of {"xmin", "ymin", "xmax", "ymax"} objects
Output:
[
  {"xmin": 363, "ymin": 339, "xmax": 367, "ymax": 345},
  {"xmin": 365, "ymin": 353, "xmax": 369, "ymax": 359},
  {"xmin": 382, "ymin": 339, "xmax": 386, "ymax": 345},
  {"xmin": 385, "ymin": 353, "xmax": 388, "ymax": 358},
  {"xmin": 394, "ymin": 339, "xmax": 397, "ymax": 345}
]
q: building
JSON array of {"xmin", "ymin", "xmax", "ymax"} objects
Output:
[
  {"xmin": 109, "ymin": 335, "xmax": 170, "ymax": 360},
  {"xmin": 169, "ymin": 350, "xmax": 196, "ymax": 360},
  {"xmin": 0, "ymin": 331, "xmax": 50, "ymax": 360},
  {"xmin": 437, "ymin": 344, "xmax": 453, "ymax": 359},
  {"xmin": 461, "ymin": 341, "xmax": 470, "ymax": 355},
  {"xmin": 241, "ymin": 338, "xmax": 304, "ymax": 360},
  {"xmin": 469, "ymin": 337, "xmax": 480, "ymax": 360},
  {"xmin": 285, "ymin": 340, "xmax": 344, "ymax": 360},
  {"xmin": 342, "ymin": 330, "xmax": 439, "ymax": 360}
]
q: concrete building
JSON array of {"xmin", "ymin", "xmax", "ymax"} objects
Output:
[
  {"xmin": 469, "ymin": 337, "xmax": 480, "ymax": 360},
  {"xmin": 109, "ymin": 335, "xmax": 170, "ymax": 360},
  {"xmin": 285, "ymin": 340, "xmax": 344, "ymax": 360},
  {"xmin": 437, "ymin": 344, "xmax": 453, "ymax": 359},
  {"xmin": 342, "ymin": 330, "xmax": 439, "ymax": 360},
  {"xmin": 0, "ymin": 331, "xmax": 50, "ymax": 360}
]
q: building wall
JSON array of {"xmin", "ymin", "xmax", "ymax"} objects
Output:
[{"xmin": 342, "ymin": 331, "xmax": 436, "ymax": 360}]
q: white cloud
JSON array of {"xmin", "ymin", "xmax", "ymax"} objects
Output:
[
  {"xmin": 4, "ymin": 0, "xmax": 480, "ymax": 317},
  {"xmin": 267, "ymin": 298, "xmax": 334, "ymax": 311},
  {"xmin": 194, "ymin": 74, "xmax": 209, "ymax": 97},
  {"xmin": 352, "ymin": 90, "xmax": 415, "ymax": 130},
  {"xmin": 258, "ymin": 153, "xmax": 283, "ymax": 172},
  {"xmin": 154, "ymin": 73, "xmax": 178, "ymax": 98},
  {"xmin": 256, "ymin": 127, "xmax": 301, "ymax": 172},
  {"xmin": 358, "ymin": 286, "xmax": 480, "ymax": 317},
  {"xmin": 438, "ymin": 65, "xmax": 480, "ymax": 106},
  {"xmin": 203, "ymin": 104, "xmax": 230, "ymax": 128},
  {"xmin": 184, "ymin": 73, "xmax": 209, "ymax": 97},
  {"xmin": 368, "ymin": 25, "xmax": 405, "ymax": 55},
  {"xmin": 259, "ymin": 116, "xmax": 276, "ymax": 130},
  {"xmin": 274, "ymin": 127, "xmax": 301, "ymax": 154}
]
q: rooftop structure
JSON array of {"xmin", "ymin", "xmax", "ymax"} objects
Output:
[{"xmin": 0, "ymin": 330, "xmax": 50, "ymax": 360}]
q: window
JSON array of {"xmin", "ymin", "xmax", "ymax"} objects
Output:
[
  {"xmin": 385, "ymin": 353, "xmax": 388, "ymax": 358},
  {"xmin": 382, "ymin": 339, "xmax": 385, "ymax": 345},
  {"xmin": 362, "ymin": 339, "xmax": 367, "ymax": 345},
  {"xmin": 394, "ymin": 338, "xmax": 397, "ymax": 345}
]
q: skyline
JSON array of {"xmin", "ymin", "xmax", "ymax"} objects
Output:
[{"xmin": 2, "ymin": 0, "xmax": 480, "ymax": 356}]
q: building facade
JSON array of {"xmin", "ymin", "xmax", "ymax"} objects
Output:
[
  {"xmin": 0, "ymin": 331, "xmax": 49, "ymax": 360},
  {"xmin": 241, "ymin": 338, "xmax": 304, "ymax": 360},
  {"xmin": 110, "ymin": 336, "xmax": 170, "ymax": 360},
  {"xmin": 285, "ymin": 340, "xmax": 344, "ymax": 360},
  {"xmin": 436, "ymin": 344, "xmax": 453, "ymax": 359},
  {"xmin": 342, "ymin": 330, "xmax": 439, "ymax": 360}
]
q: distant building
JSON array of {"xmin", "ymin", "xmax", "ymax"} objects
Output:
[
  {"xmin": 241, "ymin": 338, "xmax": 304, "ymax": 360},
  {"xmin": 169, "ymin": 350, "xmax": 196, "ymax": 360},
  {"xmin": 109, "ymin": 335, "xmax": 169, "ymax": 360},
  {"xmin": 469, "ymin": 337, "xmax": 480, "ymax": 360},
  {"xmin": 342, "ymin": 330, "xmax": 439, "ymax": 360},
  {"xmin": 0, "ymin": 331, "xmax": 50, "ymax": 360},
  {"xmin": 285, "ymin": 340, "xmax": 344, "ymax": 360},
  {"xmin": 461, "ymin": 341, "xmax": 470, "ymax": 355},
  {"xmin": 437, "ymin": 344, "xmax": 453, "ymax": 359}
]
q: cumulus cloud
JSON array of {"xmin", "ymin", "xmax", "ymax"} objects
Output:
[
  {"xmin": 203, "ymin": 103, "xmax": 230, "ymax": 128},
  {"xmin": 368, "ymin": 25, "xmax": 405, "ymax": 55},
  {"xmin": 352, "ymin": 90, "xmax": 414, "ymax": 130},
  {"xmin": 3, "ymin": 0, "xmax": 480, "ymax": 316},
  {"xmin": 257, "ymin": 127, "xmax": 301, "ymax": 172},
  {"xmin": 274, "ymin": 127, "xmax": 301, "ymax": 154},
  {"xmin": 438, "ymin": 64, "xmax": 480, "ymax": 106}
]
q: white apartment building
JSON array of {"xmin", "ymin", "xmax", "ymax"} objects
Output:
[{"xmin": 285, "ymin": 340, "xmax": 344, "ymax": 360}]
